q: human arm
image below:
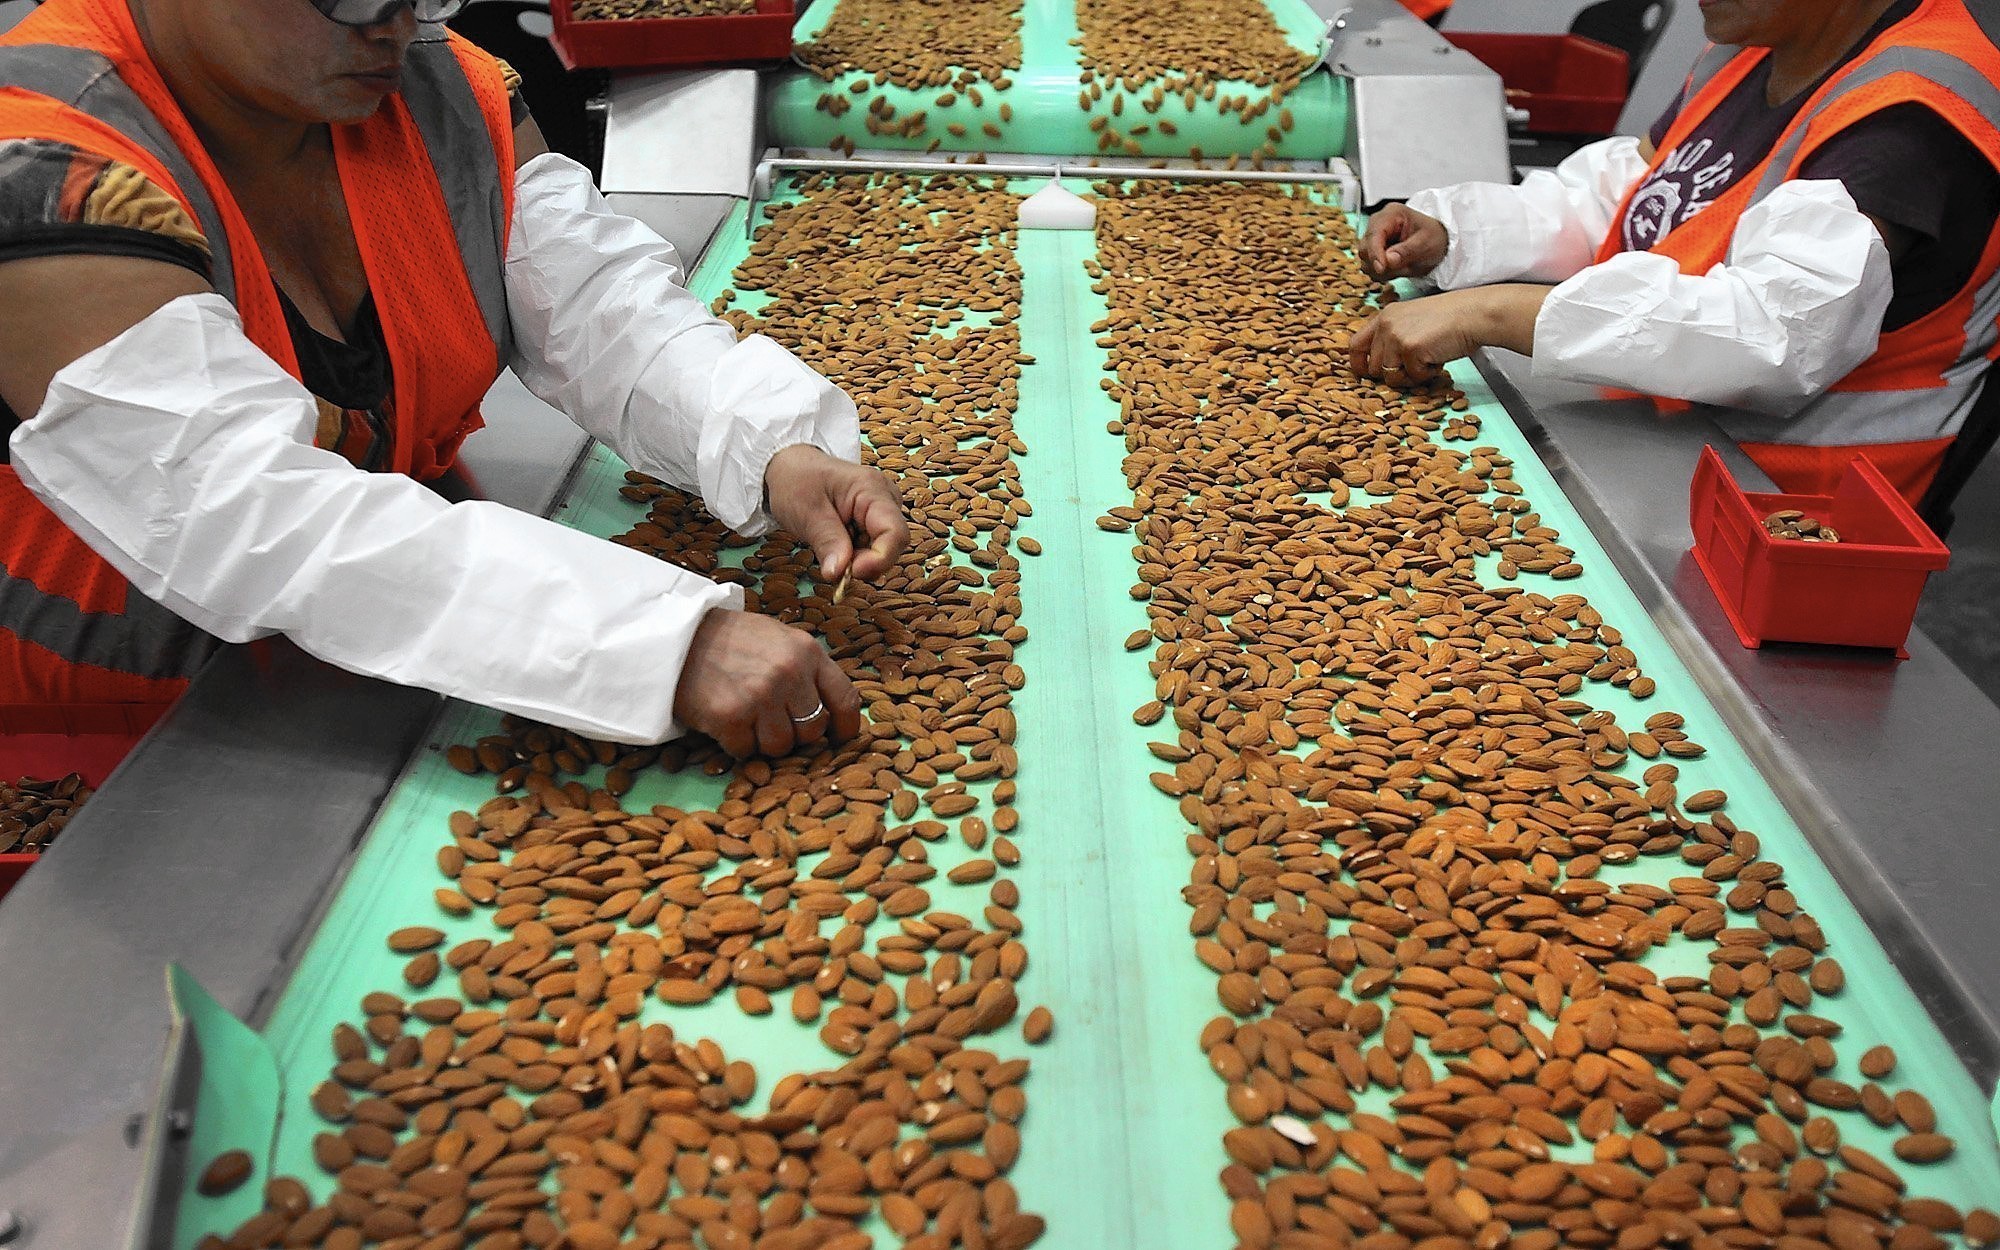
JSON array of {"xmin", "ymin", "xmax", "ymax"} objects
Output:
[
  {"xmin": 1379, "ymin": 136, "xmax": 1654, "ymax": 290},
  {"xmin": 0, "ymin": 262, "xmax": 866, "ymax": 751},
  {"xmin": 1530, "ymin": 179, "xmax": 1892, "ymax": 414},
  {"xmin": 1348, "ymin": 284, "xmax": 1550, "ymax": 384},
  {"xmin": 501, "ymin": 149, "xmax": 906, "ymax": 581},
  {"xmin": 1351, "ymin": 178, "xmax": 1893, "ymax": 412}
]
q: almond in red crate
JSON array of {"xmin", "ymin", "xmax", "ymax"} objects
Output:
[
  {"xmin": 1689, "ymin": 446, "xmax": 1950, "ymax": 654},
  {"xmin": 0, "ymin": 702, "xmax": 165, "ymax": 904},
  {"xmin": 549, "ymin": 0, "xmax": 795, "ymax": 72},
  {"xmin": 573, "ymin": 0, "xmax": 753, "ymax": 15}
]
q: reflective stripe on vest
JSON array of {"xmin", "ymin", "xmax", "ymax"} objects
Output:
[
  {"xmin": 0, "ymin": 469, "xmax": 215, "ymax": 681},
  {"xmin": 0, "ymin": 38, "xmax": 510, "ymax": 365},
  {"xmin": 0, "ymin": 563, "xmax": 212, "ymax": 679},
  {"xmin": 1681, "ymin": 42, "xmax": 1740, "ymax": 104},
  {"xmin": 0, "ymin": 42, "xmax": 235, "ymax": 299},
  {"xmin": 401, "ymin": 39, "xmax": 514, "ymax": 366}
]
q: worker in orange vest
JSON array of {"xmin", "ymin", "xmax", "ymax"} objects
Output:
[
  {"xmin": 0, "ymin": 0, "xmax": 909, "ymax": 756},
  {"xmin": 1351, "ymin": 0, "xmax": 2000, "ymax": 505}
]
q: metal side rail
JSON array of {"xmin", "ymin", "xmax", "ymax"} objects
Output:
[{"xmin": 1474, "ymin": 347, "xmax": 2000, "ymax": 1087}]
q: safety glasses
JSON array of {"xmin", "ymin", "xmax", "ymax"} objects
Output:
[{"xmin": 309, "ymin": 0, "xmax": 466, "ymax": 28}]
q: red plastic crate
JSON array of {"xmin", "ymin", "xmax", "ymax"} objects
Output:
[
  {"xmin": 1689, "ymin": 447, "xmax": 1950, "ymax": 653},
  {"xmin": 1445, "ymin": 32, "xmax": 1629, "ymax": 135},
  {"xmin": 548, "ymin": 0, "xmax": 795, "ymax": 72},
  {"xmin": 0, "ymin": 702, "xmax": 165, "ymax": 903}
]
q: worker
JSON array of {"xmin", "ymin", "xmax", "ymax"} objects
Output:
[
  {"xmin": 1351, "ymin": 0, "xmax": 2000, "ymax": 505},
  {"xmin": 0, "ymin": 0, "xmax": 910, "ymax": 758}
]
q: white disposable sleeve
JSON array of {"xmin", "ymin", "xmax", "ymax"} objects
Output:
[
  {"xmin": 1410, "ymin": 137, "xmax": 1651, "ymax": 290},
  {"xmin": 1531, "ymin": 180, "xmax": 1892, "ymax": 417},
  {"xmin": 8, "ymin": 293, "xmax": 740, "ymax": 744},
  {"xmin": 505, "ymin": 152, "xmax": 862, "ymax": 536}
]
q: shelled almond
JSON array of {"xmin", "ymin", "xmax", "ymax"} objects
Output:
[
  {"xmin": 1087, "ymin": 180, "xmax": 1990, "ymax": 1246},
  {"xmin": 0, "ymin": 771, "xmax": 90, "ymax": 853}
]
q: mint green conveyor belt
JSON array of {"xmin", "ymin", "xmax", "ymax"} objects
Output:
[
  {"xmin": 766, "ymin": 0, "xmax": 1349, "ymax": 161},
  {"xmin": 173, "ymin": 184, "xmax": 2000, "ymax": 1250}
]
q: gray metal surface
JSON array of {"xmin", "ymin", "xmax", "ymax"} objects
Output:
[
  {"xmin": 1914, "ymin": 443, "xmax": 2000, "ymax": 708},
  {"xmin": 1322, "ymin": 0, "xmax": 1512, "ymax": 202},
  {"xmin": 599, "ymin": 69, "xmax": 765, "ymax": 262},
  {"xmin": 1475, "ymin": 348, "xmax": 2000, "ymax": 1083},
  {"xmin": 602, "ymin": 69, "xmax": 763, "ymax": 199},
  {"xmin": 0, "ymin": 376, "xmax": 589, "ymax": 1250}
]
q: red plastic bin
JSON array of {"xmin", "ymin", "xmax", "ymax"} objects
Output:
[
  {"xmin": 1689, "ymin": 447, "xmax": 1950, "ymax": 653},
  {"xmin": 549, "ymin": 0, "xmax": 795, "ymax": 72},
  {"xmin": 1444, "ymin": 32, "xmax": 1630, "ymax": 135},
  {"xmin": 0, "ymin": 702, "xmax": 165, "ymax": 903}
]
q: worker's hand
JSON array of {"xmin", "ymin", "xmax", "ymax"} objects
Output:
[
  {"xmin": 1350, "ymin": 291, "xmax": 1485, "ymax": 385},
  {"xmin": 1358, "ymin": 203, "xmax": 1450, "ymax": 282},
  {"xmin": 673, "ymin": 609, "xmax": 863, "ymax": 757},
  {"xmin": 763, "ymin": 445, "xmax": 911, "ymax": 584},
  {"xmin": 1349, "ymin": 286, "xmax": 1550, "ymax": 385}
]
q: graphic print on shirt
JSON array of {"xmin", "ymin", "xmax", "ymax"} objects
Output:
[{"xmin": 1622, "ymin": 138, "xmax": 1736, "ymax": 251}]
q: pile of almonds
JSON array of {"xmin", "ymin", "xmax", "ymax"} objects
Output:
[
  {"xmin": 0, "ymin": 771, "xmax": 90, "ymax": 854},
  {"xmin": 796, "ymin": 0, "xmax": 1023, "ymax": 95},
  {"xmin": 205, "ymin": 174, "xmax": 1046, "ymax": 1250},
  {"xmin": 1072, "ymin": 0, "xmax": 1315, "ymax": 163},
  {"xmin": 1087, "ymin": 180, "xmax": 1995, "ymax": 1248},
  {"xmin": 1764, "ymin": 510, "xmax": 1841, "ymax": 544},
  {"xmin": 570, "ymin": 0, "xmax": 755, "ymax": 19}
]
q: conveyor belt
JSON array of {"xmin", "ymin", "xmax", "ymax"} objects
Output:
[
  {"xmin": 767, "ymin": 0, "xmax": 1348, "ymax": 161},
  {"xmin": 173, "ymin": 179, "xmax": 2000, "ymax": 1249}
]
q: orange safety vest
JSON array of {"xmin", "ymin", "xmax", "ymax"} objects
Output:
[
  {"xmin": 1598, "ymin": 0, "xmax": 2000, "ymax": 504},
  {"xmin": 0, "ymin": 0, "xmax": 517, "ymax": 704}
]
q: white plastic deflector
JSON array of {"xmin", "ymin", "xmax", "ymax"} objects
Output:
[{"xmin": 1018, "ymin": 178, "xmax": 1096, "ymax": 231}]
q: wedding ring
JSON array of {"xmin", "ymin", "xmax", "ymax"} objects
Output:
[{"xmin": 790, "ymin": 702, "xmax": 827, "ymax": 725}]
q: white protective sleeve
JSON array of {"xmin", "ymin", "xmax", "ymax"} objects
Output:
[
  {"xmin": 1410, "ymin": 137, "xmax": 1653, "ymax": 290},
  {"xmin": 9, "ymin": 293, "xmax": 740, "ymax": 744},
  {"xmin": 1531, "ymin": 180, "xmax": 1892, "ymax": 416},
  {"xmin": 505, "ymin": 152, "xmax": 862, "ymax": 535}
]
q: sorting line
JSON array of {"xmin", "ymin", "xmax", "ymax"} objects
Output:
[{"xmin": 171, "ymin": 182, "xmax": 2000, "ymax": 1249}]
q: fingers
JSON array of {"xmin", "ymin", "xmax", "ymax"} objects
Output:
[
  {"xmin": 847, "ymin": 487, "xmax": 909, "ymax": 582},
  {"xmin": 710, "ymin": 708, "xmax": 756, "ymax": 760},
  {"xmin": 1348, "ymin": 318, "xmax": 1377, "ymax": 377},
  {"xmin": 1369, "ymin": 314, "xmax": 1397, "ymax": 380},
  {"xmin": 1359, "ymin": 205, "xmax": 1409, "ymax": 278},
  {"xmin": 752, "ymin": 701, "xmax": 798, "ymax": 758},
  {"xmin": 795, "ymin": 495, "xmax": 856, "ymax": 582},
  {"xmin": 788, "ymin": 687, "xmax": 831, "ymax": 748},
  {"xmin": 817, "ymin": 651, "xmax": 863, "ymax": 742}
]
